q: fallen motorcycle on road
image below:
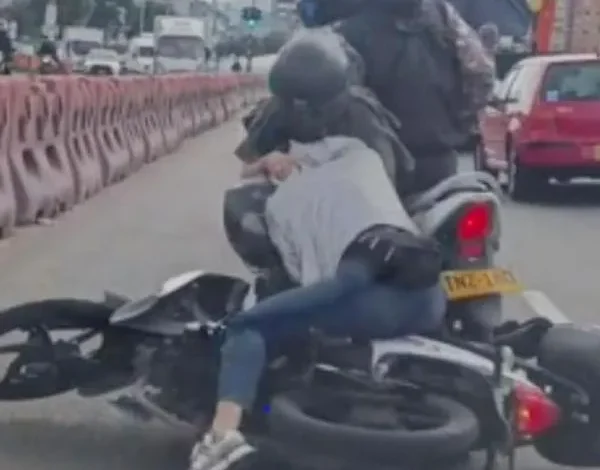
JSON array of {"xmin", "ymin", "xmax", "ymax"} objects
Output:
[{"xmin": 0, "ymin": 267, "xmax": 598, "ymax": 469}]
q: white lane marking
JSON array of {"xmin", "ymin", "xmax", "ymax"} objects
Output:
[{"xmin": 521, "ymin": 290, "xmax": 571, "ymax": 324}]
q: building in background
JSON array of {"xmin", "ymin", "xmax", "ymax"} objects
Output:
[
  {"xmin": 535, "ymin": 0, "xmax": 600, "ymax": 53},
  {"xmin": 568, "ymin": 0, "xmax": 600, "ymax": 51}
]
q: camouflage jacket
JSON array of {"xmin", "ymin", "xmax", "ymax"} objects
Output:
[
  {"xmin": 334, "ymin": 0, "xmax": 495, "ymax": 123},
  {"xmin": 441, "ymin": 0, "xmax": 496, "ymax": 115}
]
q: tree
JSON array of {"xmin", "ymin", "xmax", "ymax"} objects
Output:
[
  {"xmin": 88, "ymin": 0, "xmax": 121, "ymax": 29},
  {"xmin": 127, "ymin": 1, "xmax": 171, "ymax": 36},
  {"xmin": 57, "ymin": 0, "xmax": 92, "ymax": 26},
  {"xmin": 9, "ymin": 0, "xmax": 46, "ymax": 36},
  {"xmin": 6, "ymin": 0, "xmax": 90, "ymax": 36}
]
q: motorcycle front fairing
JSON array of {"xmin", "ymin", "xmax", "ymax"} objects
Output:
[{"xmin": 109, "ymin": 271, "xmax": 250, "ymax": 336}]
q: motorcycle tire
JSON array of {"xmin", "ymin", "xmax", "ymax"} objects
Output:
[
  {"xmin": 269, "ymin": 390, "xmax": 479, "ymax": 465},
  {"xmin": 0, "ymin": 300, "xmax": 117, "ymax": 400},
  {"xmin": 0, "ymin": 299, "xmax": 112, "ymax": 334},
  {"xmin": 535, "ymin": 324, "xmax": 600, "ymax": 466}
]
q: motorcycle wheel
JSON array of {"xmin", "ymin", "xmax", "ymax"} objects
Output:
[
  {"xmin": 0, "ymin": 299, "xmax": 113, "ymax": 400},
  {"xmin": 535, "ymin": 324, "xmax": 600, "ymax": 466},
  {"xmin": 269, "ymin": 389, "xmax": 479, "ymax": 465},
  {"xmin": 0, "ymin": 299, "xmax": 111, "ymax": 331}
]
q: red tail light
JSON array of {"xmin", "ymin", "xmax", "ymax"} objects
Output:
[
  {"xmin": 457, "ymin": 203, "xmax": 492, "ymax": 258},
  {"xmin": 514, "ymin": 383, "xmax": 561, "ymax": 437},
  {"xmin": 457, "ymin": 203, "xmax": 492, "ymax": 240}
]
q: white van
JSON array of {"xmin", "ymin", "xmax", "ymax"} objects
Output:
[{"xmin": 125, "ymin": 34, "xmax": 155, "ymax": 74}]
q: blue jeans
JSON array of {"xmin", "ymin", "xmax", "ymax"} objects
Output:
[{"xmin": 217, "ymin": 260, "xmax": 446, "ymax": 409}]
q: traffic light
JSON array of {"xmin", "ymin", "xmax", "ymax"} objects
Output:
[{"xmin": 241, "ymin": 6, "xmax": 262, "ymax": 27}]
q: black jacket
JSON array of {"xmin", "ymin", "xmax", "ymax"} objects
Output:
[
  {"xmin": 335, "ymin": 0, "xmax": 471, "ymax": 155},
  {"xmin": 37, "ymin": 40, "xmax": 59, "ymax": 63}
]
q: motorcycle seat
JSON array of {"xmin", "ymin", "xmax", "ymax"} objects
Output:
[{"xmin": 404, "ymin": 171, "xmax": 501, "ymax": 215}]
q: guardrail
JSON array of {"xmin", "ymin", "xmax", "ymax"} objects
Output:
[{"xmin": 0, "ymin": 73, "xmax": 266, "ymax": 239}]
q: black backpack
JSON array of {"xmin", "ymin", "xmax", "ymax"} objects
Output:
[{"xmin": 336, "ymin": 0, "xmax": 469, "ymax": 155}]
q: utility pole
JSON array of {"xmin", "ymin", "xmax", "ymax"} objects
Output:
[
  {"xmin": 139, "ymin": 0, "xmax": 147, "ymax": 33},
  {"xmin": 212, "ymin": 0, "xmax": 218, "ymax": 37}
]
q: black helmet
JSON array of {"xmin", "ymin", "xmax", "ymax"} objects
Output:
[
  {"xmin": 223, "ymin": 180, "xmax": 281, "ymax": 271},
  {"xmin": 269, "ymin": 29, "xmax": 350, "ymax": 104}
]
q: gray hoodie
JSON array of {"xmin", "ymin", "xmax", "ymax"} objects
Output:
[{"xmin": 265, "ymin": 136, "xmax": 419, "ymax": 286}]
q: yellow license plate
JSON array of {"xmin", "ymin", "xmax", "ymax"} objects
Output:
[{"xmin": 441, "ymin": 268, "xmax": 522, "ymax": 301}]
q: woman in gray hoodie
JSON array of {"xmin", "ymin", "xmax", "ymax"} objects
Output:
[{"xmin": 189, "ymin": 30, "xmax": 446, "ymax": 470}]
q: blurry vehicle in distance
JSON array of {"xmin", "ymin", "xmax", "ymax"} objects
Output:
[
  {"xmin": 479, "ymin": 53, "xmax": 600, "ymax": 200},
  {"xmin": 153, "ymin": 16, "xmax": 206, "ymax": 73},
  {"xmin": 84, "ymin": 48, "xmax": 122, "ymax": 75},
  {"xmin": 59, "ymin": 27, "xmax": 104, "ymax": 73},
  {"xmin": 125, "ymin": 33, "xmax": 154, "ymax": 74}
]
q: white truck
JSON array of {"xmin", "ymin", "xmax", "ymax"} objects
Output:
[
  {"xmin": 153, "ymin": 16, "xmax": 207, "ymax": 73},
  {"xmin": 125, "ymin": 33, "xmax": 155, "ymax": 74},
  {"xmin": 60, "ymin": 26, "xmax": 104, "ymax": 72}
]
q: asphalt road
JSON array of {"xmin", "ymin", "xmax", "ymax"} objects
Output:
[{"xmin": 0, "ymin": 119, "xmax": 598, "ymax": 470}]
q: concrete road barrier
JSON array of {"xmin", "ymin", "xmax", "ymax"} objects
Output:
[{"xmin": 0, "ymin": 72, "xmax": 266, "ymax": 238}]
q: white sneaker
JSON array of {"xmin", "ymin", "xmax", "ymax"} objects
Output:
[{"xmin": 189, "ymin": 430, "xmax": 255, "ymax": 470}]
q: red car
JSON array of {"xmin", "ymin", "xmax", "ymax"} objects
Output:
[{"xmin": 478, "ymin": 53, "xmax": 600, "ymax": 200}]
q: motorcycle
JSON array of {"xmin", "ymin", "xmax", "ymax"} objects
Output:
[
  {"xmin": 0, "ymin": 168, "xmax": 598, "ymax": 468},
  {"xmin": 0, "ymin": 169, "xmax": 521, "ymax": 468},
  {"xmin": 0, "ymin": 267, "xmax": 593, "ymax": 469}
]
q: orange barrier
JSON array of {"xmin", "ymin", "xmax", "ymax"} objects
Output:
[
  {"xmin": 0, "ymin": 80, "xmax": 15, "ymax": 237},
  {"xmin": 117, "ymin": 78, "xmax": 148, "ymax": 171},
  {"xmin": 10, "ymin": 78, "xmax": 76, "ymax": 223},
  {"xmin": 44, "ymin": 76, "xmax": 103, "ymax": 203},
  {"xmin": 95, "ymin": 79, "xmax": 132, "ymax": 184},
  {"xmin": 157, "ymin": 77, "xmax": 184, "ymax": 153},
  {"xmin": 0, "ymin": 73, "xmax": 265, "ymax": 238}
]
